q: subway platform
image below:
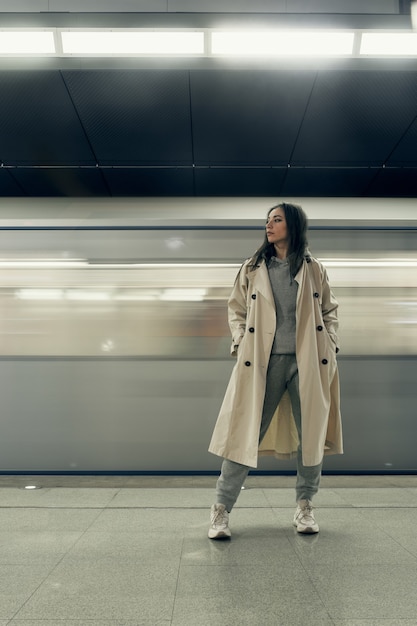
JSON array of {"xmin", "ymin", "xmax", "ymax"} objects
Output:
[{"xmin": 0, "ymin": 474, "xmax": 416, "ymax": 625}]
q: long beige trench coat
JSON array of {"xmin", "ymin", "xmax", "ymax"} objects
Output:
[{"xmin": 208, "ymin": 255, "xmax": 343, "ymax": 468}]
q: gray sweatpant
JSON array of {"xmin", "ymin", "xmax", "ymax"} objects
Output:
[{"xmin": 216, "ymin": 354, "xmax": 322, "ymax": 512}]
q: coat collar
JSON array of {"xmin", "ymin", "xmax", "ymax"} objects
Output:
[{"xmin": 247, "ymin": 257, "xmax": 308, "ymax": 304}]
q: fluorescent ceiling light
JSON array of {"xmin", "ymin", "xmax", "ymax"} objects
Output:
[
  {"xmin": 360, "ymin": 33, "xmax": 417, "ymax": 55},
  {"xmin": 160, "ymin": 288, "xmax": 207, "ymax": 301},
  {"xmin": 211, "ymin": 31, "xmax": 354, "ymax": 56},
  {"xmin": 16, "ymin": 289, "xmax": 64, "ymax": 300},
  {"xmin": 61, "ymin": 31, "xmax": 204, "ymax": 55},
  {"xmin": 0, "ymin": 259, "xmax": 86, "ymax": 268},
  {"xmin": 0, "ymin": 28, "xmax": 417, "ymax": 59},
  {"xmin": 320, "ymin": 258, "xmax": 417, "ymax": 267},
  {"xmin": 0, "ymin": 30, "xmax": 55, "ymax": 54},
  {"xmin": 66, "ymin": 291, "xmax": 111, "ymax": 301}
]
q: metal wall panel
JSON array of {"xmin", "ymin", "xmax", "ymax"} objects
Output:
[
  {"xmin": 387, "ymin": 118, "xmax": 417, "ymax": 166},
  {"xmin": 0, "ymin": 169, "xmax": 24, "ymax": 196},
  {"xmin": 366, "ymin": 168, "xmax": 417, "ymax": 197},
  {"xmin": 50, "ymin": 0, "xmax": 168, "ymax": 11},
  {"xmin": 63, "ymin": 70, "xmax": 193, "ymax": 165},
  {"xmin": 0, "ymin": 72, "xmax": 96, "ymax": 166},
  {"xmin": 0, "ymin": 0, "xmax": 400, "ymax": 13},
  {"xmin": 102, "ymin": 167, "xmax": 194, "ymax": 196},
  {"xmin": 292, "ymin": 70, "xmax": 417, "ymax": 166},
  {"xmin": 194, "ymin": 167, "xmax": 287, "ymax": 196},
  {"xmin": 169, "ymin": 0, "xmax": 286, "ymax": 12},
  {"xmin": 10, "ymin": 168, "xmax": 109, "ymax": 197},
  {"xmin": 0, "ymin": 0, "xmax": 48, "ymax": 10},
  {"xmin": 288, "ymin": 0, "xmax": 400, "ymax": 13},
  {"xmin": 190, "ymin": 70, "xmax": 316, "ymax": 165},
  {"xmin": 0, "ymin": 358, "xmax": 415, "ymax": 472},
  {"xmin": 281, "ymin": 167, "xmax": 378, "ymax": 197}
]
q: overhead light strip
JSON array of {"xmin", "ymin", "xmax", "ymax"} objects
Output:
[
  {"xmin": 0, "ymin": 30, "xmax": 55, "ymax": 55},
  {"xmin": 211, "ymin": 31, "xmax": 355, "ymax": 56},
  {"xmin": 360, "ymin": 32, "xmax": 417, "ymax": 56},
  {"xmin": 1, "ymin": 29, "xmax": 417, "ymax": 58},
  {"xmin": 61, "ymin": 30, "xmax": 205, "ymax": 55}
]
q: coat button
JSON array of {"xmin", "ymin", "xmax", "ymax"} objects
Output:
[
  {"xmin": 317, "ymin": 325, "xmax": 323, "ymax": 331},
  {"xmin": 251, "ymin": 294, "xmax": 256, "ymax": 300},
  {"xmin": 249, "ymin": 327, "xmax": 254, "ymax": 333},
  {"xmin": 245, "ymin": 361, "xmax": 251, "ymax": 367},
  {"xmin": 314, "ymin": 292, "xmax": 319, "ymax": 298},
  {"xmin": 321, "ymin": 359, "xmax": 328, "ymax": 365}
]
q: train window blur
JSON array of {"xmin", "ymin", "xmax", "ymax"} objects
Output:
[{"xmin": 0, "ymin": 227, "xmax": 415, "ymax": 357}]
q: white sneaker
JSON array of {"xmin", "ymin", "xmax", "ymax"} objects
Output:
[
  {"xmin": 208, "ymin": 503, "xmax": 231, "ymax": 539},
  {"xmin": 293, "ymin": 499, "xmax": 319, "ymax": 534}
]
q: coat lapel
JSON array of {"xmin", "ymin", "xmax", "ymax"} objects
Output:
[{"xmin": 247, "ymin": 261, "xmax": 275, "ymax": 307}]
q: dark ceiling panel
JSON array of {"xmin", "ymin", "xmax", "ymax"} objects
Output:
[
  {"xmin": 387, "ymin": 117, "xmax": 417, "ymax": 165},
  {"xmin": 194, "ymin": 167, "xmax": 287, "ymax": 196},
  {"xmin": 281, "ymin": 167, "xmax": 378, "ymax": 197},
  {"xmin": 0, "ymin": 71, "xmax": 96, "ymax": 166},
  {"xmin": 10, "ymin": 168, "xmax": 109, "ymax": 197},
  {"xmin": 102, "ymin": 167, "xmax": 194, "ymax": 196},
  {"xmin": 292, "ymin": 70, "xmax": 417, "ymax": 166},
  {"xmin": 366, "ymin": 168, "xmax": 417, "ymax": 197},
  {"xmin": 0, "ymin": 169, "xmax": 25, "ymax": 196},
  {"xmin": 190, "ymin": 70, "xmax": 316, "ymax": 165},
  {"xmin": 62, "ymin": 70, "xmax": 193, "ymax": 166},
  {"xmin": 0, "ymin": 62, "xmax": 415, "ymax": 198}
]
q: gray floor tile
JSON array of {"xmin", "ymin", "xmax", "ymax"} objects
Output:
[
  {"xmin": 89, "ymin": 507, "xmax": 207, "ymax": 534},
  {"xmin": 313, "ymin": 564, "xmax": 417, "ymax": 619},
  {"xmin": 9, "ymin": 619, "xmax": 171, "ymax": 626},
  {"xmin": 403, "ymin": 486, "xmax": 417, "ymax": 500},
  {"xmin": 358, "ymin": 508, "xmax": 417, "ymax": 557},
  {"xmin": 0, "ymin": 488, "xmax": 119, "ymax": 508},
  {"xmin": 261, "ymin": 488, "xmax": 299, "ymax": 507},
  {"xmin": 173, "ymin": 564, "xmax": 331, "ymax": 623},
  {"xmin": 108, "ymin": 487, "xmax": 211, "ymax": 508},
  {"xmin": 319, "ymin": 475, "xmax": 402, "ymax": 488},
  {"xmin": 331, "ymin": 487, "xmax": 415, "ymax": 507},
  {"xmin": 64, "ymin": 530, "xmax": 184, "ymax": 564},
  {"xmin": 172, "ymin": 616, "xmax": 335, "ymax": 626},
  {"xmin": 333, "ymin": 621, "xmax": 417, "ymax": 626},
  {"xmin": 264, "ymin": 487, "xmax": 348, "ymax": 507},
  {"xmin": 0, "ymin": 564, "xmax": 53, "ymax": 620},
  {"xmin": 14, "ymin": 562, "xmax": 178, "ymax": 621},
  {"xmin": 182, "ymin": 529, "xmax": 296, "ymax": 566},
  {"xmin": 0, "ymin": 531, "xmax": 83, "ymax": 566},
  {"xmin": 286, "ymin": 509, "xmax": 417, "ymax": 567},
  {"xmin": 226, "ymin": 504, "xmax": 286, "ymax": 534},
  {"xmin": 0, "ymin": 479, "xmax": 416, "ymax": 624},
  {"xmin": 388, "ymin": 476, "xmax": 417, "ymax": 488},
  {"xmin": 0, "ymin": 474, "xmax": 413, "ymax": 489},
  {"xmin": 0, "ymin": 508, "xmax": 102, "ymax": 532},
  {"xmin": 231, "ymin": 487, "xmax": 272, "ymax": 508}
]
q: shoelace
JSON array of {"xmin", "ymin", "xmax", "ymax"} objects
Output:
[
  {"xmin": 297, "ymin": 503, "xmax": 316, "ymax": 522},
  {"xmin": 212, "ymin": 508, "xmax": 227, "ymax": 527}
]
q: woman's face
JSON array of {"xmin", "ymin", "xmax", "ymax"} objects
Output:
[{"xmin": 266, "ymin": 207, "xmax": 288, "ymax": 247}]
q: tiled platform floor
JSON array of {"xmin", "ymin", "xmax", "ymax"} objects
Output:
[{"xmin": 0, "ymin": 474, "xmax": 416, "ymax": 625}]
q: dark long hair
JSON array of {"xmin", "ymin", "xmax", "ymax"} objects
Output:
[{"xmin": 248, "ymin": 202, "xmax": 309, "ymax": 277}]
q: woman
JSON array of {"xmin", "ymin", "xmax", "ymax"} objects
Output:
[{"xmin": 208, "ymin": 202, "xmax": 342, "ymax": 539}]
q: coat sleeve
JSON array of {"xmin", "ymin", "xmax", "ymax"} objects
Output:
[
  {"xmin": 320, "ymin": 264, "xmax": 340, "ymax": 352},
  {"xmin": 227, "ymin": 262, "xmax": 249, "ymax": 356}
]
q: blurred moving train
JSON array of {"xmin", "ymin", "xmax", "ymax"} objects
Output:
[{"xmin": 0, "ymin": 197, "xmax": 415, "ymax": 473}]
